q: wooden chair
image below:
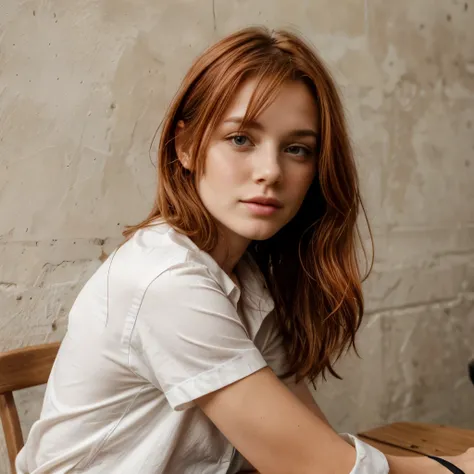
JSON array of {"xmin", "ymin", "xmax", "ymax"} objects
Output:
[{"xmin": 0, "ymin": 342, "xmax": 61, "ymax": 474}]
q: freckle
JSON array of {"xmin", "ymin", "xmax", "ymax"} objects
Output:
[{"xmin": 446, "ymin": 14, "xmax": 452, "ymax": 21}]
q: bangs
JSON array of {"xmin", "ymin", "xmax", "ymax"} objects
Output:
[{"xmin": 239, "ymin": 60, "xmax": 296, "ymax": 129}]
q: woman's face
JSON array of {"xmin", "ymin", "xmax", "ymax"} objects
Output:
[{"xmin": 195, "ymin": 77, "xmax": 319, "ymax": 246}]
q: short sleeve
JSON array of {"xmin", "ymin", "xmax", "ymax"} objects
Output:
[{"xmin": 129, "ymin": 263, "xmax": 268, "ymax": 411}]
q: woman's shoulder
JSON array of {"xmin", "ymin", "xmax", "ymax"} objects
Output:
[
  {"xmin": 128, "ymin": 218, "xmax": 196, "ymax": 260},
  {"xmin": 110, "ymin": 219, "xmax": 225, "ymax": 291}
]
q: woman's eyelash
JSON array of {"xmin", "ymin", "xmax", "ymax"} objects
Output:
[
  {"xmin": 286, "ymin": 145, "xmax": 313, "ymax": 156},
  {"xmin": 227, "ymin": 134, "xmax": 252, "ymax": 146},
  {"xmin": 226, "ymin": 135, "xmax": 314, "ymax": 157}
]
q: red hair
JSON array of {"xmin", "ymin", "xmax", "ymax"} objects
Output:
[{"xmin": 123, "ymin": 26, "xmax": 373, "ymax": 385}]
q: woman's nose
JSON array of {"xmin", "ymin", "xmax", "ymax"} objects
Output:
[{"xmin": 252, "ymin": 146, "xmax": 282, "ymax": 185}]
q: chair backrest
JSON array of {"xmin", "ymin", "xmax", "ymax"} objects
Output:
[{"xmin": 0, "ymin": 342, "xmax": 61, "ymax": 474}]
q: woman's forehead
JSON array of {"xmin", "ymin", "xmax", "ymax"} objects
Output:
[{"xmin": 221, "ymin": 77, "xmax": 319, "ymax": 131}]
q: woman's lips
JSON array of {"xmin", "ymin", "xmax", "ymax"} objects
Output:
[{"xmin": 241, "ymin": 201, "xmax": 281, "ymax": 216}]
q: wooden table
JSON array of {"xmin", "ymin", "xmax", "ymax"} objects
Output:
[{"xmin": 358, "ymin": 422, "xmax": 474, "ymax": 457}]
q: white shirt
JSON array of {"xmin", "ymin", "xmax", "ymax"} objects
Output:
[{"xmin": 16, "ymin": 220, "xmax": 388, "ymax": 474}]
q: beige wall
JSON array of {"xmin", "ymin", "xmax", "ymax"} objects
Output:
[{"xmin": 1, "ymin": 0, "xmax": 473, "ymax": 469}]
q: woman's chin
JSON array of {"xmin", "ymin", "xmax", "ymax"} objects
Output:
[{"xmin": 236, "ymin": 222, "xmax": 281, "ymax": 242}]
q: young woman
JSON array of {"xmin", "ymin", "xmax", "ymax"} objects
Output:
[{"xmin": 16, "ymin": 27, "xmax": 472, "ymax": 474}]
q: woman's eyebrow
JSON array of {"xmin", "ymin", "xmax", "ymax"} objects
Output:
[
  {"xmin": 289, "ymin": 129, "xmax": 319, "ymax": 140},
  {"xmin": 223, "ymin": 116, "xmax": 264, "ymax": 130},
  {"xmin": 223, "ymin": 116, "xmax": 318, "ymax": 139}
]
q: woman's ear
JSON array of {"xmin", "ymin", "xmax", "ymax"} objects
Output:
[{"xmin": 175, "ymin": 120, "xmax": 192, "ymax": 170}]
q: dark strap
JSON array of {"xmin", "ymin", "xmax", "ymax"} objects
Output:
[{"xmin": 427, "ymin": 455, "xmax": 465, "ymax": 474}]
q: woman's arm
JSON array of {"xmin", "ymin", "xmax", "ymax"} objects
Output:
[
  {"xmin": 197, "ymin": 367, "xmax": 447, "ymax": 474},
  {"xmin": 290, "ymin": 380, "xmax": 331, "ymax": 427}
]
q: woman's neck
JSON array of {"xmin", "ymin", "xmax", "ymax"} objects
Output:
[{"xmin": 208, "ymin": 225, "xmax": 251, "ymax": 278}]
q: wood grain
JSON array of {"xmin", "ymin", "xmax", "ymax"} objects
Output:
[
  {"xmin": 0, "ymin": 342, "xmax": 60, "ymax": 393},
  {"xmin": 359, "ymin": 422, "xmax": 474, "ymax": 456},
  {"xmin": 0, "ymin": 342, "xmax": 61, "ymax": 473},
  {"xmin": 0, "ymin": 392, "xmax": 23, "ymax": 474}
]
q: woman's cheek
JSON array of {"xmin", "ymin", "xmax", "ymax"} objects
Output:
[{"xmin": 217, "ymin": 155, "xmax": 246, "ymax": 182}]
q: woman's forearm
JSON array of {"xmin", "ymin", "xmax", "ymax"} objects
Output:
[
  {"xmin": 239, "ymin": 455, "xmax": 446, "ymax": 474},
  {"xmin": 386, "ymin": 454, "xmax": 445, "ymax": 474}
]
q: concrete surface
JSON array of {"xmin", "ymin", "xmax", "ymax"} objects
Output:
[{"xmin": 1, "ymin": 0, "xmax": 473, "ymax": 470}]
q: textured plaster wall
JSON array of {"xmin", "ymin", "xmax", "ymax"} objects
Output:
[{"xmin": 1, "ymin": 0, "xmax": 473, "ymax": 470}]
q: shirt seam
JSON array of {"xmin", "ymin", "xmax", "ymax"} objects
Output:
[
  {"xmin": 73, "ymin": 385, "xmax": 148, "ymax": 471},
  {"xmin": 125, "ymin": 260, "xmax": 226, "ymax": 377}
]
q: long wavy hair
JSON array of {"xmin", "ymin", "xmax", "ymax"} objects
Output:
[{"xmin": 123, "ymin": 26, "xmax": 373, "ymax": 385}]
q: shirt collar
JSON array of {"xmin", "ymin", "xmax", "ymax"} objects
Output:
[
  {"xmin": 236, "ymin": 253, "xmax": 275, "ymax": 315},
  {"xmin": 166, "ymin": 224, "xmax": 274, "ymax": 316}
]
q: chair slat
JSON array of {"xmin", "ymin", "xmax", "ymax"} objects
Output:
[
  {"xmin": 0, "ymin": 342, "xmax": 61, "ymax": 394},
  {"xmin": 0, "ymin": 392, "xmax": 23, "ymax": 474}
]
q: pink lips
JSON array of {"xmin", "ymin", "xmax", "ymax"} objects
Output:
[{"xmin": 241, "ymin": 196, "xmax": 283, "ymax": 216}]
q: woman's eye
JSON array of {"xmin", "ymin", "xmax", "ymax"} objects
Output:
[
  {"xmin": 286, "ymin": 145, "xmax": 311, "ymax": 157},
  {"xmin": 229, "ymin": 135, "xmax": 251, "ymax": 147}
]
